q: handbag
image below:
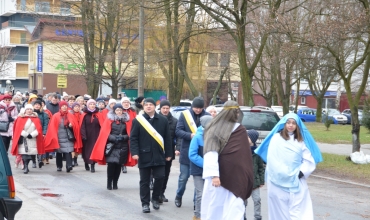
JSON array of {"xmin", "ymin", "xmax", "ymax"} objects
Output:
[
  {"xmin": 0, "ymin": 121, "xmax": 9, "ymax": 132},
  {"xmin": 65, "ymin": 126, "xmax": 76, "ymax": 142},
  {"xmin": 105, "ymin": 142, "xmax": 115, "ymax": 156}
]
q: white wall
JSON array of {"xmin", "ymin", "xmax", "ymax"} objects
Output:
[
  {"xmin": 98, "ymin": 79, "xmax": 113, "ymax": 96},
  {"xmin": 0, "ymin": 0, "xmax": 16, "ymax": 16}
]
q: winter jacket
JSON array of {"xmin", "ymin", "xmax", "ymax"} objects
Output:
[
  {"xmin": 17, "ymin": 112, "xmax": 39, "ymax": 155},
  {"xmin": 0, "ymin": 101, "xmax": 18, "ymax": 137},
  {"xmin": 175, "ymin": 109, "xmax": 210, "ymax": 165},
  {"xmin": 105, "ymin": 112, "xmax": 129, "ymax": 164},
  {"xmin": 159, "ymin": 111, "xmax": 178, "ymax": 159},
  {"xmin": 34, "ymin": 109, "xmax": 49, "ymax": 135},
  {"xmin": 57, "ymin": 118, "xmax": 74, "ymax": 153},
  {"xmin": 130, "ymin": 112, "xmax": 173, "ymax": 168},
  {"xmin": 189, "ymin": 126, "xmax": 204, "ymax": 176},
  {"xmin": 252, "ymin": 150, "xmax": 265, "ymax": 189},
  {"xmin": 46, "ymin": 102, "xmax": 59, "ymax": 115}
]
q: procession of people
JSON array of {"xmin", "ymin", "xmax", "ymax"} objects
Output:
[{"xmin": 1, "ymin": 90, "xmax": 322, "ymax": 219}]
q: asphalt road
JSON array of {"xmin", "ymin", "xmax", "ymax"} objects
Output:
[{"xmin": 13, "ymin": 153, "xmax": 370, "ymax": 220}]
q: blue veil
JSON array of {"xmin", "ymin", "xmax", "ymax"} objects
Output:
[{"xmin": 255, "ymin": 113, "xmax": 323, "ymax": 164}]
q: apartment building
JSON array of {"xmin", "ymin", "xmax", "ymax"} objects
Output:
[{"xmin": 0, "ymin": 0, "xmax": 78, "ymax": 93}]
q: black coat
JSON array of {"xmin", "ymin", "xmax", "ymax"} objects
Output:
[
  {"xmin": 106, "ymin": 119, "xmax": 129, "ymax": 164},
  {"xmin": 175, "ymin": 109, "xmax": 210, "ymax": 165},
  {"xmin": 130, "ymin": 112, "xmax": 173, "ymax": 168},
  {"xmin": 159, "ymin": 112, "xmax": 177, "ymax": 159},
  {"xmin": 46, "ymin": 102, "xmax": 60, "ymax": 115}
]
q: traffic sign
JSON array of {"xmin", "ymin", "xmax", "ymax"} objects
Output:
[{"xmin": 57, "ymin": 75, "xmax": 67, "ymax": 88}]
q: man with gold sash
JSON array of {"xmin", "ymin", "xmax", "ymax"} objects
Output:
[
  {"xmin": 130, "ymin": 98, "xmax": 173, "ymax": 213},
  {"xmin": 174, "ymin": 97, "xmax": 210, "ymax": 208}
]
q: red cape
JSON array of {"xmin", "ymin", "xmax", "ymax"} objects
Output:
[
  {"xmin": 44, "ymin": 109, "xmax": 52, "ymax": 119},
  {"xmin": 90, "ymin": 118, "xmax": 137, "ymax": 166},
  {"xmin": 100, "ymin": 108, "xmax": 109, "ymax": 121},
  {"xmin": 43, "ymin": 112, "xmax": 81, "ymax": 153},
  {"xmin": 11, "ymin": 115, "xmax": 44, "ymax": 156}
]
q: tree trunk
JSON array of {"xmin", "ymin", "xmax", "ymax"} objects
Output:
[
  {"xmin": 315, "ymin": 97, "xmax": 323, "ymax": 122},
  {"xmin": 212, "ymin": 67, "xmax": 228, "ymax": 105}
]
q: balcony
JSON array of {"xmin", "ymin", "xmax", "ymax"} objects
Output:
[
  {"xmin": 9, "ymin": 37, "xmax": 30, "ymax": 45},
  {"xmin": 2, "ymin": 21, "xmax": 37, "ymax": 29},
  {"xmin": 9, "ymin": 55, "xmax": 28, "ymax": 62},
  {"xmin": 15, "ymin": 3, "xmax": 75, "ymax": 16}
]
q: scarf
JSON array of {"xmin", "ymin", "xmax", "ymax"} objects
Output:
[{"xmin": 60, "ymin": 109, "xmax": 69, "ymax": 126}]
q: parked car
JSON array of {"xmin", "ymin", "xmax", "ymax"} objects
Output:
[
  {"xmin": 240, "ymin": 107, "xmax": 281, "ymax": 145},
  {"xmin": 253, "ymin": 106, "xmax": 274, "ymax": 111},
  {"xmin": 341, "ymin": 109, "xmax": 363, "ymax": 125},
  {"xmin": 322, "ymin": 108, "xmax": 348, "ymax": 124},
  {"xmin": 271, "ymin": 106, "xmax": 284, "ymax": 118},
  {"xmin": 170, "ymin": 106, "xmax": 191, "ymax": 119},
  {"xmin": 297, "ymin": 108, "xmax": 317, "ymax": 122},
  {"xmin": 0, "ymin": 139, "xmax": 22, "ymax": 219},
  {"xmin": 289, "ymin": 105, "xmax": 308, "ymax": 113}
]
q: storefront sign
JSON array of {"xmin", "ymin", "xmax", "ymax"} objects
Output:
[
  {"xmin": 57, "ymin": 75, "xmax": 67, "ymax": 88},
  {"xmin": 37, "ymin": 44, "xmax": 42, "ymax": 72}
]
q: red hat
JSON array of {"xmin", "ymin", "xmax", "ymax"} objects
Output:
[
  {"xmin": 3, "ymin": 94, "xmax": 12, "ymax": 100},
  {"xmin": 59, "ymin": 101, "xmax": 68, "ymax": 108}
]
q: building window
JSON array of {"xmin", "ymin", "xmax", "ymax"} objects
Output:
[
  {"xmin": 60, "ymin": 2, "xmax": 71, "ymax": 14},
  {"xmin": 208, "ymin": 53, "xmax": 218, "ymax": 67},
  {"xmin": 35, "ymin": 2, "xmax": 50, "ymax": 13},
  {"xmin": 300, "ymin": 97, "xmax": 306, "ymax": 104},
  {"xmin": 29, "ymin": 76, "xmax": 34, "ymax": 89},
  {"xmin": 37, "ymin": 75, "xmax": 42, "ymax": 89},
  {"xmin": 220, "ymin": 53, "xmax": 230, "ymax": 67}
]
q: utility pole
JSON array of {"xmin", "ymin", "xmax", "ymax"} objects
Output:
[{"xmin": 137, "ymin": 0, "xmax": 145, "ymax": 97}]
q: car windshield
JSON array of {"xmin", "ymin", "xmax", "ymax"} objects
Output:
[
  {"xmin": 241, "ymin": 111, "xmax": 280, "ymax": 131},
  {"xmin": 327, "ymin": 109, "xmax": 340, "ymax": 115}
]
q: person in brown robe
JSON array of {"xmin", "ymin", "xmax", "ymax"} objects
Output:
[{"xmin": 201, "ymin": 100, "xmax": 254, "ymax": 220}]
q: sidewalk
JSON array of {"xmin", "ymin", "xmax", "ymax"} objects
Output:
[{"xmin": 318, "ymin": 142, "xmax": 370, "ymax": 155}]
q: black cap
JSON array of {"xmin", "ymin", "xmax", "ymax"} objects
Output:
[
  {"xmin": 192, "ymin": 97, "xmax": 205, "ymax": 108},
  {"xmin": 113, "ymin": 104, "xmax": 123, "ymax": 111},
  {"xmin": 33, "ymin": 100, "xmax": 42, "ymax": 106},
  {"xmin": 135, "ymin": 96, "xmax": 145, "ymax": 104},
  {"xmin": 160, "ymin": 100, "xmax": 171, "ymax": 108},
  {"xmin": 144, "ymin": 98, "xmax": 156, "ymax": 106}
]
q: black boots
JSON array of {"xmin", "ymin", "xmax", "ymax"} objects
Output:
[
  {"xmin": 175, "ymin": 196, "xmax": 182, "ymax": 207},
  {"xmin": 23, "ymin": 159, "xmax": 30, "ymax": 174},
  {"xmin": 113, "ymin": 181, "xmax": 118, "ymax": 190},
  {"xmin": 91, "ymin": 163, "xmax": 95, "ymax": 173},
  {"xmin": 122, "ymin": 166, "xmax": 127, "ymax": 173},
  {"xmin": 74, "ymin": 156, "xmax": 78, "ymax": 166},
  {"xmin": 85, "ymin": 163, "xmax": 90, "ymax": 171},
  {"xmin": 107, "ymin": 178, "xmax": 112, "ymax": 190}
]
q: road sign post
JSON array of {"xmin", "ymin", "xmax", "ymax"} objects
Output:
[{"xmin": 57, "ymin": 75, "xmax": 67, "ymax": 89}]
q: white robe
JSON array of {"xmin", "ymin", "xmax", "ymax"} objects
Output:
[
  {"xmin": 266, "ymin": 134, "xmax": 316, "ymax": 220},
  {"xmin": 201, "ymin": 123, "xmax": 245, "ymax": 220}
]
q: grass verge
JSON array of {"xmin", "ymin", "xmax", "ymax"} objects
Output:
[
  {"xmin": 304, "ymin": 122, "xmax": 370, "ymax": 144},
  {"xmin": 314, "ymin": 153, "xmax": 370, "ymax": 185}
]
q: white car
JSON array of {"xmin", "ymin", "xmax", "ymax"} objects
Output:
[
  {"xmin": 323, "ymin": 108, "xmax": 348, "ymax": 124},
  {"xmin": 271, "ymin": 105, "xmax": 284, "ymax": 118},
  {"xmin": 289, "ymin": 105, "xmax": 308, "ymax": 113}
]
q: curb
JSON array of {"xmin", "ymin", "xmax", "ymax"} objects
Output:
[{"xmin": 311, "ymin": 174, "xmax": 370, "ymax": 188}]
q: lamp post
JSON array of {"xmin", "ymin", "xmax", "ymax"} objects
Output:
[{"xmin": 5, "ymin": 80, "xmax": 14, "ymax": 95}]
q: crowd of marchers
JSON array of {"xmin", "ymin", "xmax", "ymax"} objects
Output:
[{"xmin": 1, "ymin": 89, "xmax": 322, "ymax": 220}]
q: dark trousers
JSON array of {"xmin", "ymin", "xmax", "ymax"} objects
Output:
[
  {"xmin": 162, "ymin": 160, "xmax": 172, "ymax": 194},
  {"xmin": 139, "ymin": 166, "xmax": 165, "ymax": 206},
  {"xmin": 56, "ymin": 152, "xmax": 72, "ymax": 168},
  {"xmin": 1, "ymin": 136, "xmax": 11, "ymax": 152},
  {"xmin": 107, "ymin": 163, "xmax": 121, "ymax": 184}
]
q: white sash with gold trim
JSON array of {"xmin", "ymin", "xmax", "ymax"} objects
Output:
[
  {"xmin": 183, "ymin": 110, "xmax": 197, "ymax": 133},
  {"xmin": 136, "ymin": 114, "xmax": 164, "ymax": 150}
]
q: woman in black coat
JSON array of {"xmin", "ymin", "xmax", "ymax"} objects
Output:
[
  {"xmin": 105, "ymin": 104, "xmax": 130, "ymax": 190},
  {"xmin": 80, "ymin": 99, "xmax": 104, "ymax": 172}
]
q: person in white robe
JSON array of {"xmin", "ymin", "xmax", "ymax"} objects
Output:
[
  {"xmin": 201, "ymin": 101, "xmax": 254, "ymax": 220},
  {"xmin": 255, "ymin": 113, "xmax": 323, "ymax": 220}
]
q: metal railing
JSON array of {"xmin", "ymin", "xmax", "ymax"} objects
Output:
[
  {"xmin": 15, "ymin": 4, "xmax": 73, "ymax": 15},
  {"xmin": 9, "ymin": 37, "xmax": 30, "ymax": 44},
  {"xmin": 9, "ymin": 55, "xmax": 28, "ymax": 62},
  {"xmin": 2, "ymin": 21, "xmax": 36, "ymax": 28}
]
